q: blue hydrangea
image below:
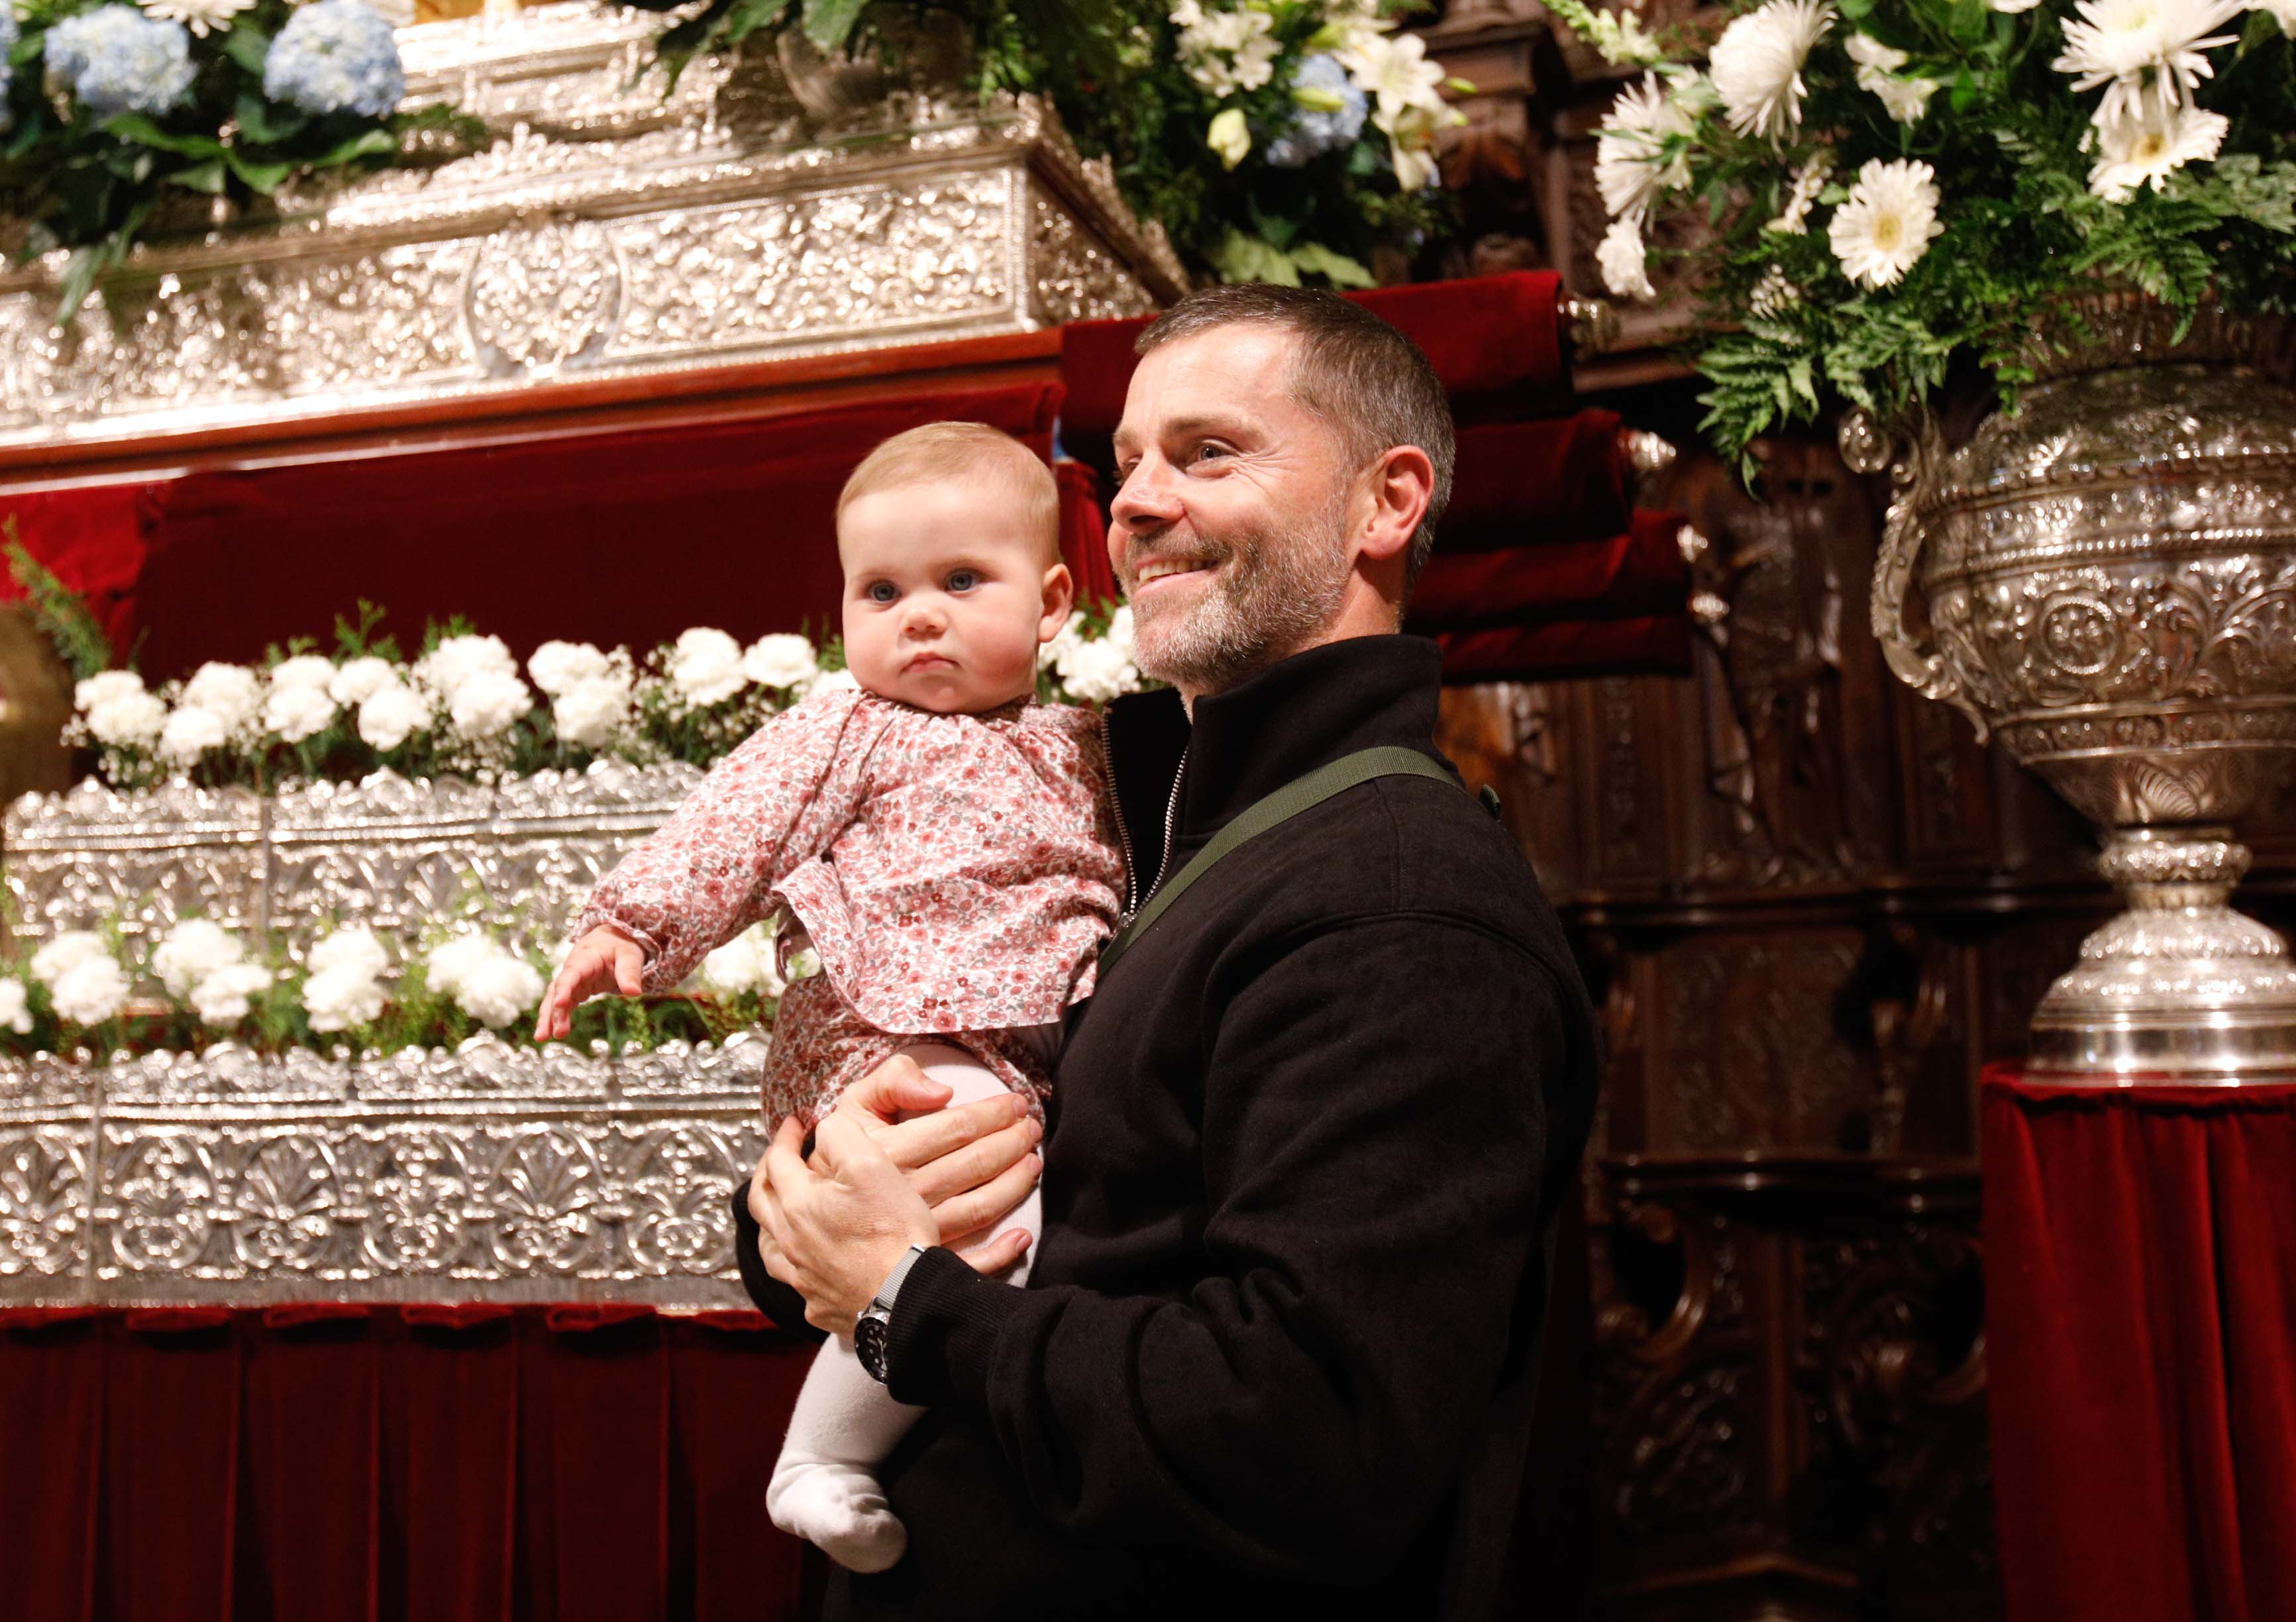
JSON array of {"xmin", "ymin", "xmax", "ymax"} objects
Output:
[
  {"xmin": 44, "ymin": 7, "xmax": 199, "ymax": 121},
  {"xmin": 1264, "ymin": 53, "xmax": 1369, "ymax": 170},
  {"xmin": 264, "ymin": 0, "xmax": 405, "ymax": 119},
  {"xmin": 0, "ymin": 9, "xmax": 17, "ymax": 132}
]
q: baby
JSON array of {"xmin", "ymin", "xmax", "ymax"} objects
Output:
[{"xmin": 536, "ymin": 422, "xmax": 1123, "ymax": 1572}]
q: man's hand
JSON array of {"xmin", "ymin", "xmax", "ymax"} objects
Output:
[
  {"xmin": 533, "ymin": 925, "xmax": 644, "ymax": 1041},
  {"xmin": 755, "ymin": 1112, "xmax": 944, "ymax": 1335}
]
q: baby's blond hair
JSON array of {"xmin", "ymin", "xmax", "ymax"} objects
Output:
[{"xmin": 837, "ymin": 423, "xmax": 1062, "ymax": 568}]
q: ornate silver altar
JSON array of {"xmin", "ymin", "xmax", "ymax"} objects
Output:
[
  {"xmin": 0, "ymin": 764, "xmax": 782, "ymax": 1308},
  {"xmin": 0, "ymin": 1, "xmax": 1187, "ymax": 454},
  {"xmin": 1849, "ymin": 299, "xmax": 2296, "ymax": 1083}
]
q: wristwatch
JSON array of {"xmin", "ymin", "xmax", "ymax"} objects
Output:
[{"xmin": 853, "ymin": 1244, "xmax": 929, "ymax": 1384}]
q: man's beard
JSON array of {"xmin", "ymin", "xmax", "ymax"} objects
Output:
[{"xmin": 1122, "ymin": 497, "xmax": 1352, "ymax": 695}]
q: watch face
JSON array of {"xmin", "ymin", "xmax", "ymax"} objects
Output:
[{"xmin": 855, "ymin": 1313, "xmax": 889, "ymax": 1381}]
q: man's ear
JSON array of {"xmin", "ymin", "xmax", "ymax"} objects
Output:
[
  {"xmin": 1038, "ymin": 562, "xmax": 1076, "ymax": 642},
  {"xmin": 1353, "ymin": 445, "xmax": 1435, "ymax": 568}
]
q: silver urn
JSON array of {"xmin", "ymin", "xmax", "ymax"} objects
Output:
[{"xmin": 1846, "ymin": 297, "xmax": 2296, "ymax": 1084}]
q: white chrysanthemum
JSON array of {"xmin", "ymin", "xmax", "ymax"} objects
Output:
[
  {"xmin": 152, "ymin": 918, "xmax": 243, "ymax": 997},
  {"xmin": 1846, "ymin": 33, "xmax": 1939, "ymax": 122},
  {"xmin": 669, "ymin": 629, "xmax": 749, "ymax": 707},
  {"xmin": 743, "ymin": 633, "xmax": 819, "ymax": 690},
  {"xmin": 190, "ymin": 962, "xmax": 272, "ymax": 1028},
  {"xmin": 156, "ymin": 705, "xmax": 229, "ymax": 766},
  {"xmin": 2087, "ymin": 81, "xmax": 2230, "ymax": 199},
  {"xmin": 138, "ymin": 0, "xmax": 253, "ymax": 36},
  {"xmin": 1595, "ymin": 74, "xmax": 1696, "ymax": 222},
  {"xmin": 1053, "ymin": 634, "xmax": 1143, "ymax": 705},
  {"xmin": 528, "ymin": 640, "xmax": 614, "ymax": 697},
  {"xmin": 263, "ymin": 682, "xmax": 337, "ymax": 743},
  {"xmin": 1828, "ymin": 158, "xmax": 1943, "ymax": 287},
  {"xmin": 410, "ymin": 633, "xmax": 517, "ymax": 701},
  {"xmin": 309, "ymin": 927, "xmax": 390, "ymax": 984},
  {"xmin": 74, "ymin": 670, "xmax": 147, "ymax": 713},
  {"xmin": 268, "ymin": 654, "xmax": 337, "ymax": 692},
  {"xmin": 698, "ymin": 932, "xmax": 768, "ymax": 997},
  {"xmin": 303, "ymin": 965, "xmax": 387, "ymax": 1033},
  {"xmin": 49, "ymin": 954, "xmax": 130, "ymax": 1026},
  {"xmin": 1749, "ymin": 264, "xmax": 1802, "ymax": 315},
  {"xmin": 1708, "ymin": 0, "xmax": 1833, "ymax": 139},
  {"xmin": 0, "ymin": 978, "xmax": 31, "ymax": 1035},
  {"xmin": 357, "ymin": 681, "xmax": 429, "ymax": 752},
  {"xmin": 328, "ymin": 655, "xmax": 400, "ymax": 707},
  {"xmin": 87, "ymin": 690, "xmax": 168, "ymax": 748},
  {"xmin": 1767, "ymin": 155, "xmax": 1831, "ymax": 233},
  {"xmin": 445, "ymin": 667, "xmax": 531, "ymax": 741},
  {"xmin": 552, "ymin": 674, "xmax": 633, "ymax": 750},
  {"xmin": 30, "ymin": 931, "xmax": 111, "ymax": 988},
  {"xmin": 2054, "ymin": 0, "xmax": 2242, "ymax": 121},
  {"xmin": 454, "ymin": 951, "xmax": 545, "ymax": 1029},
  {"xmin": 425, "ymin": 932, "xmax": 499, "ymax": 997},
  {"xmin": 1596, "ymin": 217, "xmax": 1659, "ymax": 301},
  {"xmin": 182, "ymin": 662, "xmax": 263, "ymax": 731}
]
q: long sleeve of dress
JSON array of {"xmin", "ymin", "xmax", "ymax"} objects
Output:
[{"xmin": 570, "ymin": 687, "xmax": 889, "ymax": 992}]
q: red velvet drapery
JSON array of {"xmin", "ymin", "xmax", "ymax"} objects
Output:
[
  {"xmin": 1983, "ymin": 1068, "xmax": 2296, "ymax": 1622},
  {"xmin": 0, "ymin": 1305, "xmax": 819, "ymax": 1622}
]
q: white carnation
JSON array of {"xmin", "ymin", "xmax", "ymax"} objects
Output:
[
  {"xmin": 803, "ymin": 668, "xmax": 861, "ymax": 698},
  {"xmin": 1828, "ymin": 157, "xmax": 1944, "ymax": 288},
  {"xmin": 268, "ymin": 654, "xmax": 337, "ymax": 692},
  {"xmin": 453, "ymin": 950, "xmax": 546, "ymax": 1029},
  {"xmin": 152, "ymin": 918, "xmax": 244, "ymax": 997},
  {"xmin": 552, "ymin": 674, "xmax": 633, "ymax": 750},
  {"xmin": 446, "ymin": 668, "xmax": 532, "ymax": 742},
  {"xmin": 0, "ymin": 978, "xmax": 31, "ymax": 1035},
  {"xmin": 303, "ymin": 966, "xmax": 387, "ymax": 1033},
  {"xmin": 309, "ymin": 927, "xmax": 390, "ymax": 984},
  {"xmin": 1709, "ymin": 0, "xmax": 1832, "ymax": 139},
  {"xmin": 1595, "ymin": 74, "xmax": 1696, "ymax": 223},
  {"xmin": 698, "ymin": 932, "xmax": 766, "ymax": 997},
  {"xmin": 50, "ymin": 954, "xmax": 130, "ymax": 1026},
  {"xmin": 190, "ymin": 962, "xmax": 272, "ymax": 1028},
  {"xmin": 87, "ymin": 691, "xmax": 168, "ymax": 748},
  {"xmin": 2087, "ymin": 79, "xmax": 2230, "ymax": 199},
  {"xmin": 181, "ymin": 663, "xmax": 264, "ymax": 731},
  {"xmin": 529, "ymin": 640, "xmax": 614, "ymax": 698},
  {"xmin": 263, "ymin": 682, "xmax": 338, "ymax": 743},
  {"xmin": 158, "ymin": 705, "xmax": 230, "ymax": 765},
  {"xmin": 424, "ymin": 932, "xmax": 498, "ymax": 996},
  {"xmin": 743, "ymin": 633, "xmax": 821, "ymax": 691},
  {"xmin": 30, "ymin": 931, "xmax": 111, "ymax": 989},
  {"xmin": 411, "ymin": 634, "xmax": 517, "ymax": 701},
  {"xmin": 357, "ymin": 681, "xmax": 431, "ymax": 752},
  {"xmin": 74, "ymin": 670, "xmax": 148, "ymax": 713},
  {"xmin": 1597, "ymin": 216, "xmax": 1658, "ymax": 301},
  {"xmin": 329, "ymin": 656, "xmax": 400, "ymax": 706},
  {"xmin": 1055, "ymin": 637, "xmax": 1144, "ymax": 704},
  {"xmin": 1038, "ymin": 611, "xmax": 1087, "ymax": 672},
  {"xmin": 1102, "ymin": 605, "xmax": 1136, "ymax": 661},
  {"xmin": 670, "ymin": 628, "xmax": 749, "ymax": 707}
]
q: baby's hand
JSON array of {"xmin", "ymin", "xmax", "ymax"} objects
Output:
[{"xmin": 532, "ymin": 925, "xmax": 645, "ymax": 1041}]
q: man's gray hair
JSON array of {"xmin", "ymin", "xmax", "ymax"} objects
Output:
[{"xmin": 1134, "ymin": 283, "xmax": 1455, "ymax": 597}]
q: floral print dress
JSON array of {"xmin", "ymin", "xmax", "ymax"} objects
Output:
[{"xmin": 573, "ymin": 683, "xmax": 1124, "ymax": 1126}]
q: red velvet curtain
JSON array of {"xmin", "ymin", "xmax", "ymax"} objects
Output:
[
  {"xmin": 1983, "ymin": 1068, "xmax": 2296, "ymax": 1622},
  {"xmin": 0, "ymin": 1305, "xmax": 821, "ymax": 1622}
]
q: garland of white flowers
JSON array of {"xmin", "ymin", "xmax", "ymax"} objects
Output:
[{"xmin": 61, "ymin": 607, "xmax": 1145, "ymax": 793}]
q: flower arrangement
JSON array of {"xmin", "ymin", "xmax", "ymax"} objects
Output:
[
  {"xmin": 607, "ymin": 0, "xmax": 1465, "ymax": 287},
  {"xmin": 38, "ymin": 588, "xmax": 1147, "ymax": 793},
  {"xmin": 1547, "ymin": 0, "xmax": 2296, "ymax": 468},
  {"xmin": 0, "ymin": 0, "xmax": 482, "ymax": 314},
  {"xmin": 0, "ymin": 909, "xmax": 809, "ymax": 1062}
]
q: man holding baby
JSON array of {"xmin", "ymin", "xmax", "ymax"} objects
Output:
[{"xmin": 553, "ymin": 283, "xmax": 1600, "ymax": 1619}]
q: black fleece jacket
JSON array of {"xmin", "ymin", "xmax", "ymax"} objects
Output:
[{"xmin": 733, "ymin": 634, "xmax": 1600, "ymax": 1620}]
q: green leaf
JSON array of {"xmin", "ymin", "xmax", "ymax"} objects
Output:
[
  {"xmin": 1949, "ymin": 66, "xmax": 1978, "ymax": 114},
  {"xmin": 168, "ymin": 158, "xmax": 227, "ymax": 194},
  {"xmin": 1950, "ymin": 0, "xmax": 1987, "ymax": 44},
  {"xmin": 1288, "ymin": 241, "xmax": 1376, "ymax": 287},
  {"xmin": 235, "ymin": 92, "xmax": 304, "ymax": 146},
  {"xmin": 223, "ymin": 21, "xmax": 272, "ymax": 77},
  {"xmin": 1208, "ymin": 229, "xmax": 1301, "ymax": 285},
  {"xmin": 306, "ymin": 127, "xmax": 397, "ymax": 168},
  {"xmin": 721, "ymin": 0, "xmax": 789, "ymax": 45},
  {"xmin": 225, "ymin": 150, "xmax": 292, "ymax": 193},
  {"xmin": 103, "ymin": 114, "xmax": 225, "ymax": 159},
  {"xmin": 800, "ymin": 0, "xmax": 868, "ymax": 53}
]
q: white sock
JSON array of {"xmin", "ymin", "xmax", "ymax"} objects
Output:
[{"xmin": 765, "ymin": 1044, "xmax": 1041, "ymax": 1571}]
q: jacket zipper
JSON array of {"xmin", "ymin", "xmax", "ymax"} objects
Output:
[
  {"xmin": 1145, "ymin": 748, "xmax": 1187, "ymax": 911},
  {"xmin": 1100, "ymin": 726, "xmax": 1143, "ymax": 919}
]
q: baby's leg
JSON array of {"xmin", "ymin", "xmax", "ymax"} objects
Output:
[{"xmin": 766, "ymin": 1042, "xmax": 1039, "ymax": 1572}]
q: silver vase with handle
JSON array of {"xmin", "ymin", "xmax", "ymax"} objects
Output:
[{"xmin": 1845, "ymin": 296, "xmax": 2296, "ymax": 1084}]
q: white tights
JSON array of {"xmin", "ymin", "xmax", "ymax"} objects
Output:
[{"xmin": 763, "ymin": 1043, "xmax": 1040, "ymax": 1572}]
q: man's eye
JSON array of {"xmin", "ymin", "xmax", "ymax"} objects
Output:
[
  {"xmin": 867, "ymin": 582, "xmax": 899, "ymax": 604},
  {"xmin": 1192, "ymin": 442, "xmax": 1229, "ymax": 465},
  {"xmin": 947, "ymin": 569, "xmax": 979, "ymax": 593}
]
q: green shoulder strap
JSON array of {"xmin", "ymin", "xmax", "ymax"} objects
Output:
[{"xmin": 1096, "ymin": 745, "xmax": 1466, "ymax": 982}]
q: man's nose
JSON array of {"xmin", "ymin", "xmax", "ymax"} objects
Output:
[{"xmin": 1110, "ymin": 456, "xmax": 1184, "ymax": 536}]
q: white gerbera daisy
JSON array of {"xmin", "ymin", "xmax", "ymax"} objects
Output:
[
  {"xmin": 2087, "ymin": 81, "xmax": 2230, "ymax": 199},
  {"xmin": 1827, "ymin": 158, "xmax": 1943, "ymax": 288},
  {"xmin": 1596, "ymin": 217, "xmax": 1658, "ymax": 301},
  {"xmin": 2053, "ymin": 0, "xmax": 2242, "ymax": 121},
  {"xmin": 1595, "ymin": 74, "xmax": 1696, "ymax": 222},
  {"xmin": 1767, "ymin": 154, "xmax": 1832, "ymax": 234},
  {"xmin": 1708, "ymin": 0, "xmax": 1833, "ymax": 140},
  {"xmin": 138, "ymin": 0, "xmax": 254, "ymax": 36},
  {"xmin": 1846, "ymin": 33, "xmax": 1940, "ymax": 123}
]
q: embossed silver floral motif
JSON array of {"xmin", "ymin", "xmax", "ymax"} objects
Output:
[{"xmin": 1853, "ymin": 300, "xmax": 2296, "ymax": 1082}]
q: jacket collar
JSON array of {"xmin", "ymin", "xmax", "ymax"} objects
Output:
[{"xmin": 1102, "ymin": 634, "xmax": 1447, "ymax": 861}]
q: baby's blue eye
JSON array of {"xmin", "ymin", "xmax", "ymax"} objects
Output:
[
  {"xmin": 867, "ymin": 581, "xmax": 899, "ymax": 604},
  {"xmin": 947, "ymin": 570, "xmax": 979, "ymax": 592}
]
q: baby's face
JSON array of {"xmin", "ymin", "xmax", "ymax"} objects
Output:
[{"xmin": 839, "ymin": 476, "xmax": 1069, "ymax": 714}]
